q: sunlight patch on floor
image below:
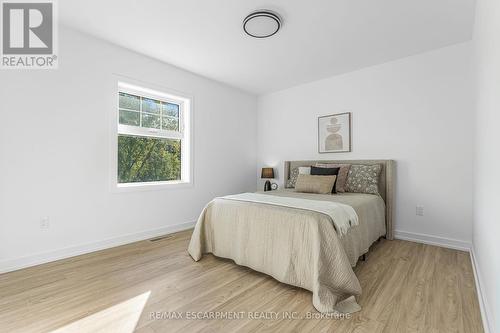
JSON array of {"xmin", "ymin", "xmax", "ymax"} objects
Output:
[{"xmin": 50, "ymin": 291, "xmax": 151, "ymax": 333}]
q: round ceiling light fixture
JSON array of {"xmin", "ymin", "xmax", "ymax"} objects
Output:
[{"xmin": 243, "ymin": 10, "xmax": 282, "ymax": 38}]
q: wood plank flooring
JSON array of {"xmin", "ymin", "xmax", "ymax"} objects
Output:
[{"xmin": 0, "ymin": 230, "xmax": 484, "ymax": 333}]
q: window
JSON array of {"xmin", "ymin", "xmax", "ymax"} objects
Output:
[{"xmin": 114, "ymin": 82, "xmax": 191, "ymax": 189}]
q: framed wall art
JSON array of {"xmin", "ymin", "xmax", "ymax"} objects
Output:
[{"xmin": 318, "ymin": 112, "xmax": 351, "ymax": 153}]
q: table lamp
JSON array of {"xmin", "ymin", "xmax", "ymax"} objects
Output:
[{"xmin": 261, "ymin": 167, "xmax": 275, "ymax": 191}]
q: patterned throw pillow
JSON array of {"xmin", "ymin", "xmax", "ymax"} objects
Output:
[
  {"xmin": 286, "ymin": 167, "xmax": 300, "ymax": 188},
  {"xmin": 345, "ymin": 164, "xmax": 382, "ymax": 194}
]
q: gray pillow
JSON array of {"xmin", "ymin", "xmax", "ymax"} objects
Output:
[{"xmin": 345, "ymin": 164, "xmax": 382, "ymax": 194}]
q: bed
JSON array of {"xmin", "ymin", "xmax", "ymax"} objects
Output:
[{"xmin": 188, "ymin": 159, "xmax": 395, "ymax": 313}]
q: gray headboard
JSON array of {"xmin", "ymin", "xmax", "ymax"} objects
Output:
[{"xmin": 284, "ymin": 160, "xmax": 395, "ymax": 240}]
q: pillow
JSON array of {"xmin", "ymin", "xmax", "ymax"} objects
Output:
[
  {"xmin": 295, "ymin": 174, "xmax": 337, "ymax": 194},
  {"xmin": 285, "ymin": 166, "xmax": 312, "ymax": 188},
  {"xmin": 345, "ymin": 164, "xmax": 382, "ymax": 194},
  {"xmin": 298, "ymin": 166, "xmax": 311, "ymax": 175},
  {"xmin": 310, "ymin": 166, "xmax": 340, "ymax": 193},
  {"xmin": 315, "ymin": 163, "xmax": 351, "ymax": 193},
  {"xmin": 286, "ymin": 167, "xmax": 299, "ymax": 188}
]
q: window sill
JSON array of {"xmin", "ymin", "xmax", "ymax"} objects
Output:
[{"xmin": 112, "ymin": 180, "xmax": 193, "ymax": 193}]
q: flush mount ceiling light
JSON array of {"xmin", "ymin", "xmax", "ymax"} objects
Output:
[{"xmin": 243, "ymin": 10, "xmax": 282, "ymax": 38}]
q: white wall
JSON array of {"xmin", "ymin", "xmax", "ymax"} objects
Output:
[
  {"xmin": 0, "ymin": 27, "xmax": 257, "ymax": 272},
  {"xmin": 257, "ymin": 43, "xmax": 474, "ymax": 246},
  {"xmin": 472, "ymin": 0, "xmax": 500, "ymax": 331}
]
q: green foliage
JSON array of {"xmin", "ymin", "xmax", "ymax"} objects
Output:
[{"xmin": 118, "ymin": 135, "xmax": 181, "ymax": 183}]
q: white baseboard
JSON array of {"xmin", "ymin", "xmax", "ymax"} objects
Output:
[
  {"xmin": 0, "ymin": 221, "xmax": 196, "ymax": 274},
  {"xmin": 470, "ymin": 247, "xmax": 494, "ymax": 333},
  {"xmin": 394, "ymin": 230, "xmax": 472, "ymax": 251}
]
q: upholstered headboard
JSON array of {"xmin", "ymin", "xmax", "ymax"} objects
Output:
[{"xmin": 284, "ymin": 160, "xmax": 395, "ymax": 240}]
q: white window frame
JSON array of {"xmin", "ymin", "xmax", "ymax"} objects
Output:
[{"xmin": 110, "ymin": 80, "xmax": 193, "ymax": 192}]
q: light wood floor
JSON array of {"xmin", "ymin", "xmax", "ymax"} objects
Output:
[{"xmin": 0, "ymin": 230, "xmax": 483, "ymax": 333}]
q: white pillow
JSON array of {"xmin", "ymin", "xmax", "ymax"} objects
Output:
[{"xmin": 298, "ymin": 166, "xmax": 311, "ymax": 175}]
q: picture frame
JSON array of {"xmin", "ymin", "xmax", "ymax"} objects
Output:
[{"xmin": 318, "ymin": 112, "xmax": 351, "ymax": 153}]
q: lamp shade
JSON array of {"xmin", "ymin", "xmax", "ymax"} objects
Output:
[{"xmin": 261, "ymin": 167, "xmax": 275, "ymax": 179}]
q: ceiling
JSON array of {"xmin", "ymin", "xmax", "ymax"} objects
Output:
[{"xmin": 60, "ymin": 0, "xmax": 475, "ymax": 94}]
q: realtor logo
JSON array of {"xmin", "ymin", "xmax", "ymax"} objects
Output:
[{"xmin": 1, "ymin": 0, "xmax": 58, "ymax": 69}]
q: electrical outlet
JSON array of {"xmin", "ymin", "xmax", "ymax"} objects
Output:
[
  {"xmin": 416, "ymin": 206, "xmax": 424, "ymax": 216},
  {"xmin": 40, "ymin": 217, "xmax": 50, "ymax": 229}
]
